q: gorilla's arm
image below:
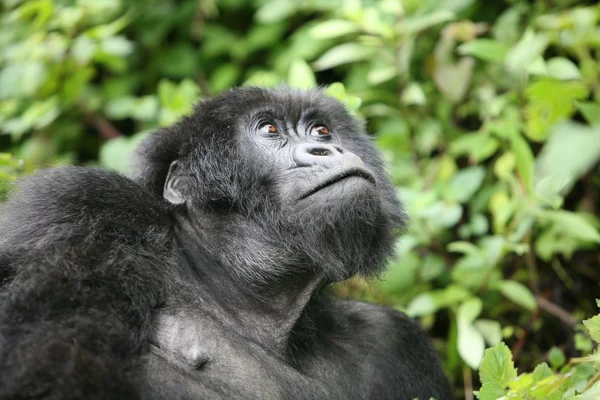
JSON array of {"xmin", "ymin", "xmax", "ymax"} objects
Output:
[
  {"xmin": 293, "ymin": 296, "xmax": 453, "ymax": 400},
  {"xmin": 0, "ymin": 167, "xmax": 173, "ymax": 399}
]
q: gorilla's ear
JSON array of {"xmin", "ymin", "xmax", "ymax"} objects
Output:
[{"xmin": 164, "ymin": 161, "xmax": 188, "ymax": 205}]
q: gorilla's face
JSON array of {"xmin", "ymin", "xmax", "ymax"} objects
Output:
[
  {"xmin": 139, "ymin": 87, "xmax": 404, "ymax": 281},
  {"xmin": 247, "ymin": 109, "xmax": 377, "ymax": 208},
  {"xmin": 239, "ymin": 97, "xmax": 381, "ymax": 215}
]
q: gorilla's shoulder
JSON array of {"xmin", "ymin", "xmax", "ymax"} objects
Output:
[
  {"xmin": 320, "ymin": 298, "xmax": 451, "ymax": 398},
  {"xmin": 328, "ymin": 298, "xmax": 423, "ymax": 332},
  {"xmin": 324, "ymin": 298, "xmax": 438, "ymax": 357},
  {"xmin": 0, "ymin": 166, "xmax": 172, "ymax": 258}
]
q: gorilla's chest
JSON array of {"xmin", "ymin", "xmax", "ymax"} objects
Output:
[{"xmin": 146, "ymin": 312, "xmax": 330, "ymax": 400}]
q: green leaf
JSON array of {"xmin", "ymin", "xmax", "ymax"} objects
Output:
[
  {"xmin": 287, "ymin": 59, "xmax": 316, "ymax": 89},
  {"xmin": 489, "ymin": 190, "xmax": 512, "ymax": 234},
  {"xmin": 71, "ymin": 35, "xmax": 97, "ymax": 64},
  {"xmin": 400, "ymin": 83, "xmax": 426, "ymax": 105},
  {"xmin": 493, "ymin": 5, "xmax": 524, "ymax": 44},
  {"xmin": 535, "ymin": 227, "xmax": 579, "ymax": 261},
  {"xmin": 158, "ymin": 79, "xmax": 201, "ymax": 127},
  {"xmin": 494, "ymin": 152, "xmax": 516, "ymax": 181},
  {"xmin": 480, "ymin": 236, "xmax": 505, "ymax": 267},
  {"xmin": 449, "ymin": 134, "xmax": 499, "ymax": 162},
  {"xmin": 20, "ymin": 97, "xmax": 60, "ymax": 131},
  {"xmin": 100, "ymin": 36, "xmax": 134, "ymax": 57},
  {"xmin": 0, "ymin": 62, "xmax": 46, "ymax": 100},
  {"xmin": 507, "ymin": 373, "xmax": 535, "ymax": 392},
  {"xmin": 505, "ymin": 30, "xmax": 548, "ymax": 74},
  {"xmin": 435, "ymin": 285, "xmax": 472, "ymax": 308},
  {"xmin": 399, "ymin": 10, "xmax": 455, "ymax": 34},
  {"xmin": 457, "ymin": 321, "xmax": 485, "ymax": 369},
  {"xmin": 458, "ymin": 39, "xmax": 508, "ymax": 63},
  {"xmin": 479, "ymin": 342, "xmax": 517, "ymax": 388},
  {"xmin": 574, "ymin": 332, "xmax": 594, "ymax": 353},
  {"xmin": 457, "ymin": 298, "xmax": 485, "ymax": 369},
  {"xmin": 536, "ymin": 122, "xmax": 600, "ymax": 190},
  {"xmin": 583, "ymin": 314, "xmax": 600, "ymax": 343},
  {"xmin": 547, "ymin": 347, "xmax": 566, "ymax": 369},
  {"xmin": 368, "ymin": 67, "xmax": 398, "ymax": 86},
  {"xmin": 308, "ymin": 20, "xmax": 358, "ymax": 39},
  {"xmin": 525, "ymin": 79, "xmax": 589, "ymax": 141},
  {"xmin": 159, "ymin": 44, "xmax": 200, "ymax": 78},
  {"xmin": 85, "ymin": 13, "xmax": 129, "ymax": 38},
  {"xmin": 458, "ymin": 298, "xmax": 483, "ymax": 323},
  {"xmin": 576, "ymin": 382, "xmax": 600, "ymax": 400},
  {"xmin": 510, "ymin": 135, "xmax": 534, "ymax": 193},
  {"xmin": 575, "ymin": 101, "xmax": 600, "ymax": 126},
  {"xmin": 418, "ymin": 201, "xmax": 463, "ymax": 228},
  {"xmin": 313, "ymin": 43, "xmax": 375, "ymax": 71},
  {"xmin": 438, "ymin": 0, "xmax": 475, "ymax": 13},
  {"xmin": 104, "ymin": 96, "xmax": 136, "ymax": 120},
  {"xmin": 445, "ymin": 166, "xmax": 486, "ymax": 203},
  {"xmin": 532, "ymin": 362, "xmax": 553, "ymax": 382},
  {"xmin": 420, "ymin": 255, "xmax": 445, "ymax": 282},
  {"xmin": 470, "ymin": 214, "xmax": 489, "ymax": 236},
  {"xmin": 132, "ymin": 96, "xmax": 159, "ymax": 121},
  {"xmin": 474, "ymin": 319, "xmax": 502, "ymax": 346},
  {"xmin": 476, "ymin": 382, "xmax": 506, "ymax": 400},
  {"xmin": 498, "ymin": 281, "xmax": 537, "ymax": 311},
  {"xmin": 406, "ymin": 293, "xmax": 437, "ymax": 317},
  {"xmin": 254, "ymin": 0, "xmax": 296, "ymax": 23},
  {"xmin": 210, "ymin": 64, "xmax": 242, "ymax": 94},
  {"xmin": 99, "ymin": 132, "xmax": 149, "ymax": 174},
  {"xmin": 202, "ymin": 25, "xmax": 240, "ymax": 59},
  {"xmin": 433, "ymin": 58, "xmax": 474, "ymax": 103},
  {"xmin": 546, "ymin": 57, "xmax": 582, "ymax": 80},
  {"xmin": 447, "ymin": 241, "xmax": 480, "ymax": 256},
  {"xmin": 527, "ymin": 57, "xmax": 547, "ymax": 76},
  {"xmin": 380, "ymin": 240, "xmax": 419, "ymax": 293},
  {"xmin": 245, "ymin": 23, "xmax": 286, "ymax": 53},
  {"xmin": 544, "ymin": 210, "xmax": 600, "ymax": 243},
  {"xmin": 243, "ymin": 70, "xmax": 282, "ymax": 88},
  {"xmin": 324, "ymin": 83, "xmax": 362, "ymax": 113}
]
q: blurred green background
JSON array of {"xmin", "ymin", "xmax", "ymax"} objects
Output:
[{"xmin": 1, "ymin": 0, "xmax": 600, "ymax": 398}]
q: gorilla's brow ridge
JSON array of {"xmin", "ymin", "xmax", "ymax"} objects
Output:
[
  {"xmin": 249, "ymin": 108, "xmax": 278, "ymax": 125},
  {"xmin": 300, "ymin": 108, "xmax": 331, "ymax": 127},
  {"xmin": 248, "ymin": 103, "xmax": 327, "ymax": 127}
]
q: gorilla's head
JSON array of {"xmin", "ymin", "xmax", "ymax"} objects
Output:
[{"xmin": 135, "ymin": 87, "xmax": 405, "ymax": 285}]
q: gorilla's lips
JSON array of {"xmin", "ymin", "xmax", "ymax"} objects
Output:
[{"xmin": 299, "ymin": 168, "xmax": 376, "ymax": 200}]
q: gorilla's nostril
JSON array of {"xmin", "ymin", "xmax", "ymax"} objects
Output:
[{"xmin": 309, "ymin": 148, "xmax": 331, "ymax": 156}]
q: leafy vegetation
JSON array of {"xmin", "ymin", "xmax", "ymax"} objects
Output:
[{"xmin": 1, "ymin": 0, "xmax": 599, "ymax": 398}]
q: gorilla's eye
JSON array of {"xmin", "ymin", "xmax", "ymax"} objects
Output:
[
  {"xmin": 259, "ymin": 123, "xmax": 278, "ymax": 135},
  {"xmin": 310, "ymin": 125, "xmax": 330, "ymax": 137}
]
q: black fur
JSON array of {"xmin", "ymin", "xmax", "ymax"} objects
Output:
[{"xmin": 0, "ymin": 87, "xmax": 452, "ymax": 399}]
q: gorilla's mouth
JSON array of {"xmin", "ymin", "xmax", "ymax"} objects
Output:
[{"xmin": 300, "ymin": 168, "xmax": 376, "ymax": 200}]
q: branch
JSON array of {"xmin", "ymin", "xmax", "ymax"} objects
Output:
[
  {"xmin": 83, "ymin": 110, "xmax": 122, "ymax": 140},
  {"xmin": 536, "ymin": 296, "xmax": 577, "ymax": 328}
]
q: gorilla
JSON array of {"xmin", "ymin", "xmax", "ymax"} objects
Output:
[{"xmin": 0, "ymin": 87, "xmax": 452, "ymax": 400}]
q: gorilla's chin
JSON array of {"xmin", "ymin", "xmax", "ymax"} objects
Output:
[{"xmin": 285, "ymin": 184, "xmax": 394, "ymax": 281}]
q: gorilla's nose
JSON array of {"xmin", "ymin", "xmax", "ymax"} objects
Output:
[{"xmin": 293, "ymin": 143, "xmax": 365, "ymax": 168}]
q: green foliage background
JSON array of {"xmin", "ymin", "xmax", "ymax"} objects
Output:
[{"xmin": 1, "ymin": 0, "xmax": 599, "ymax": 398}]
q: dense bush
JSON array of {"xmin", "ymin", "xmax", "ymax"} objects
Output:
[{"xmin": 1, "ymin": 0, "xmax": 599, "ymax": 398}]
